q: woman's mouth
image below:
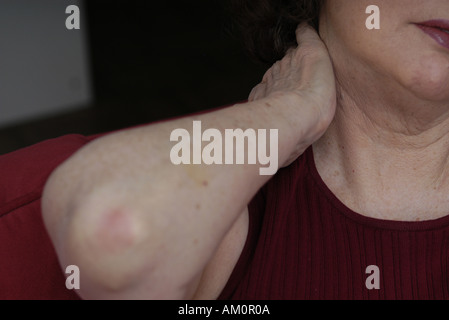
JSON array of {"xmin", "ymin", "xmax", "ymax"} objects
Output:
[{"xmin": 415, "ymin": 20, "xmax": 449, "ymax": 51}]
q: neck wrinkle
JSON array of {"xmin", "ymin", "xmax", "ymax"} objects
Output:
[{"xmin": 313, "ymin": 82, "xmax": 449, "ymax": 220}]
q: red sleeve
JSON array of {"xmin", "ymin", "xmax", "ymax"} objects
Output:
[{"xmin": 0, "ymin": 134, "xmax": 95, "ymax": 299}]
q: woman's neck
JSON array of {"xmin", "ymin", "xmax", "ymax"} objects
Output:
[{"xmin": 313, "ymin": 83, "xmax": 449, "ymax": 222}]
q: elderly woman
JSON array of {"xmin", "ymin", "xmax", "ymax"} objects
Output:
[{"xmin": 2, "ymin": 0, "xmax": 449, "ymax": 299}]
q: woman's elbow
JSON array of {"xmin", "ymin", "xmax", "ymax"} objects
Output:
[{"xmin": 42, "ymin": 171, "xmax": 152, "ymax": 298}]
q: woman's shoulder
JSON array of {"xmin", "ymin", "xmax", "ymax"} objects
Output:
[{"xmin": 262, "ymin": 146, "xmax": 312, "ymax": 199}]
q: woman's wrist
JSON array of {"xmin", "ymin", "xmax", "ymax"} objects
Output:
[{"xmin": 241, "ymin": 92, "xmax": 325, "ymax": 168}]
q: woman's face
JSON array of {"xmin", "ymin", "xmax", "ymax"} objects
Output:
[{"xmin": 320, "ymin": 0, "xmax": 449, "ymax": 104}]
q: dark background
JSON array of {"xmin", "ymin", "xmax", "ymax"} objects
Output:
[{"xmin": 0, "ymin": 0, "xmax": 266, "ymax": 155}]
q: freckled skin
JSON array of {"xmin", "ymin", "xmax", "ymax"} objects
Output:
[{"xmin": 184, "ymin": 164, "xmax": 211, "ymax": 187}]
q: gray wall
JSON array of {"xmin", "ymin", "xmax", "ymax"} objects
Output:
[{"xmin": 0, "ymin": 0, "xmax": 91, "ymax": 128}]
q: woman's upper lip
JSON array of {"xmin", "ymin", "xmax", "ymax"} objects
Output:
[{"xmin": 415, "ymin": 19, "xmax": 449, "ymax": 31}]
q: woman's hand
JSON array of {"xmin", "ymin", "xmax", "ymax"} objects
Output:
[{"xmin": 249, "ymin": 24, "xmax": 337, "ymax": 166}]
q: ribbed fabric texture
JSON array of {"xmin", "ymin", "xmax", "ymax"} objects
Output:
[{"xmin": 218, "ymin": 147, "xmax": 449, "ymax": 300}]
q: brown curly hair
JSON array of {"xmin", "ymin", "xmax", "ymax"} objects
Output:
[{"xmin": 228, "ymin": 0, "xmax": 323, "ymax": 65}]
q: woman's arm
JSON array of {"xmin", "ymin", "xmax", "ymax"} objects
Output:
[{"xmin": 41, "ymin": 24, "xmax": 336, "ymax": 299}]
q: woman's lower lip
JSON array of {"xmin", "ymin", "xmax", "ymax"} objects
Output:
[{"xmin": 416, "ymin": 24, "xmax": 449, "ymax": 51}]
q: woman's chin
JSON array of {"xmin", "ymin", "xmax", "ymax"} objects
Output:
[{"xmin": 405, "ymin": 53, "xmax": 449, "ymax": 102}]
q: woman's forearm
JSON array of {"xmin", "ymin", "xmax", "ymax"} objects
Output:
[{"xmin": 42, "ymin": 94, "xmax": 311, "ymax": 299}]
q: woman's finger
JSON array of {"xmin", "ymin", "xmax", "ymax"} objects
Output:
[{"xmin": 248, "ymin": 83, "xmax": 267, "ymax": 101}]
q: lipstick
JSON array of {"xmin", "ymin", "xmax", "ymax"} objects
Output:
[{"xmin": 415, "ymin": 20, "xmax": 449, "ymax": 51}]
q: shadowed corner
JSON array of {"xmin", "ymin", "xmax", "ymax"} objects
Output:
[{"xmin": 0, "ymin": 0, "xmax": 266, "ymax": 156}]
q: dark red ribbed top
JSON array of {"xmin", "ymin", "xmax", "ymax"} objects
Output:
[{"xmin": 218, "ymin": 147, "xmax": 449, "ymax": 300}]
